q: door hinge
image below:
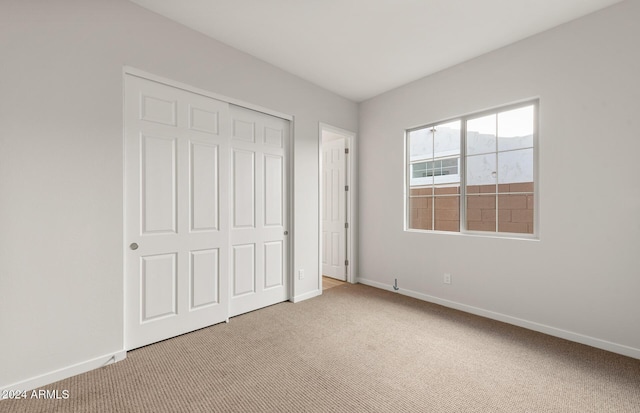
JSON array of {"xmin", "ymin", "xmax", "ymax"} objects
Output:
[
  {"xmin": 345, "ymin": 222, "xmax": 349, "ymax": 229},
  {"xmin": 345, "ymin": 259, "xmax": 349, "ymax": 266},
  {"xmin": 345, "ymin": 185, "xmax": 349, "ymax": 191},
  {"xmin": 345, "ymin": 148, "xmax": 349, "ymax": 154}
]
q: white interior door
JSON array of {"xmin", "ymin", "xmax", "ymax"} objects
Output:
[
  {"xmin": 125, "ymin": 75, "xmax": 230, "ymax": 350},
  {"xmin": 229, "ymin": 105, "xmax": 289, "ymax": 317},
  {"xmin": 322, "ymin": 138, "xmax": 347, "ymax": 280}
]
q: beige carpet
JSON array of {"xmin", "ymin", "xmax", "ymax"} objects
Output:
[{"xmin": 3, "ymin": 283, "xmax": 639, "ymax": 412}]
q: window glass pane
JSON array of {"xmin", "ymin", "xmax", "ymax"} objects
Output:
[
  {"xmin": 466, "ymin": 153, "xmax": 497, "ymax": 188},
  {"xmin": 408, "ymin": 128, "xmax": 433, "ymax": 161},
  {"xmin": 466, "ymin": 195, "xmax": 496, "ymax": 232},
  {"xmin": 434, "ymin": 185, "xmax": 459, "ymax": 196},
  {"xmin": 412, "ymin": 187, "xmax": 433, "ymax": 196},
  {"xmin": 498, "ymin": 181, "xmax": 534, "ymax": 194},
  {"xmin": 432, "ymin": 158, "xmax": 458, "ymax": 176},
  {"xmin": 467, "ymin": 114, "xmax": 496, "ymax": 155},
  {"xmin": 497, "ymin": 148, "xmax": 533, "ymax": 186},
  {"xmin": 441, "ymin": 158, "xmax": 458, "ymax": 169},
  {"xmin": 498, "ymin": 105, "xmax": 534, "ymax": 151},
  {"xmin": 412, "ymin": 162, "xmax": 427, "ymax": 179},
  {"xmin": 433, "ymin": 121, "xmax": 460, "ymax": 188},
  {"xmin": 434, "ymin": 196, "xmax": 460, "ymax": 232},
  {"xmin": 434, "ymin": 120, "xmax": 461, "ymax": 157},
  {"xmin": 426, "ymin": 160, "xmax": 436, "ymax": 176},
  {"xmin": 497, "ymin": 194, "xmax": 534, "ymax": 234},
  {"xmin": 409, "ymin": 194, "xmax": 433, "ymax": 230},
  {"xmin": 409, "ymin": 128, "xmax": 434, "ymax": 187}
]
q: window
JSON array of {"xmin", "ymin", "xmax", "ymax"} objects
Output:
[
  {"xmin": 412, "ymin": 158, "xmax": 459, "ymax": 178},
  {"xmin": 406, "ymin": 101, "xmax": 537, "ymax": 237}
]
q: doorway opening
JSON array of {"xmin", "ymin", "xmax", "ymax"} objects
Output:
[{"xmin": 319, "ymin": 123, "xmax": 356, "ymax": 286}]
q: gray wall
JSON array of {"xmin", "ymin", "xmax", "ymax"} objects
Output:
[
  {"xmin": 358, "ymin": 0, "xmax": 640, "ymax": 357},
  {"xmin": 0, "ymin": 0, "xmax": 357, "ymax": 388}
]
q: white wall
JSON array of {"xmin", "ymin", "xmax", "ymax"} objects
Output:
[
  {"xmin": 0, "ymin": 0, "xmax": 357, "ymax": 389},
  {"xmin": 358, "ymin": 0, "xmax": 640, "ymax": 357}
]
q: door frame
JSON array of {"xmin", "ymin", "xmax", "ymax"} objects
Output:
[
  {"xmin": 122, "ymin": 67, "xmax": 294, "ymax": 349},
  {"xmin": 318, "ymin": 123, "xmax": 357, "ymax": 285}
]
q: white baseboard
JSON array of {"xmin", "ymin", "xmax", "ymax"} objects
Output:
[
  {"xmin": 291, "ymin": 289, "xmax": 322, "ymax": 303},
  {"xmin": 357, "ymin": 278, "xmax": 640, "ymax": 360},
  {"xmin": 1, "ymin": 350, "xmax": 126, "ymax": 395}
]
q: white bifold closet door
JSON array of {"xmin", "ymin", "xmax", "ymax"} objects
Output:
[
  {"xmin": 229, "ymin": 106, "xmax": 289, "ymax": 317},
  {"xmin": 124, "ymin": 75, "xmax": 289, "ymax": 350}
]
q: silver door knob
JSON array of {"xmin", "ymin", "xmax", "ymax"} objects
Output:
[
  {"xmin": 130, "ymin": 243, "xmax": 139, "ymax": 250},
  {"xmin": 284, "ymin": 231, "xmax": 289, "ymax": 235}
]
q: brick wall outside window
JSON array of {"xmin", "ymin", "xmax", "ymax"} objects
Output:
[{"xmin": 409, "ymin": 182, "xmax": 534, "ymax": 234}]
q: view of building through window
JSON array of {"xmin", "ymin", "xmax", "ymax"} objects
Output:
[{"xmin": 407, "ymin": 102, "xmax": 536, "ymax": 236}]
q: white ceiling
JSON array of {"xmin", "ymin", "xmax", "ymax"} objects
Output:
[{"xmin": 129, "ymin": 0, "xmax": 623, "ymax": 102}]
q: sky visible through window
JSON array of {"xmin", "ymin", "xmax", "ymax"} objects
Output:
[{"xmin": 468, "ymin": 106, "xmax": 534, "ymax": 137}]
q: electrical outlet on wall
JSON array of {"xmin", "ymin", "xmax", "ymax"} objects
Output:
[
  {"xmin": 444, "ymin": 273, "xmax": 451, "ymax": 284},
  {"xmin": 298, "ymin": 269, "xmax": 305, "ymax": 280}
]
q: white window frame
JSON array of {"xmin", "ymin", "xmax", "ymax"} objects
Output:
[{"xmin": 405, "ymin": 100, "xmax": 539, "ymax": 239}]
